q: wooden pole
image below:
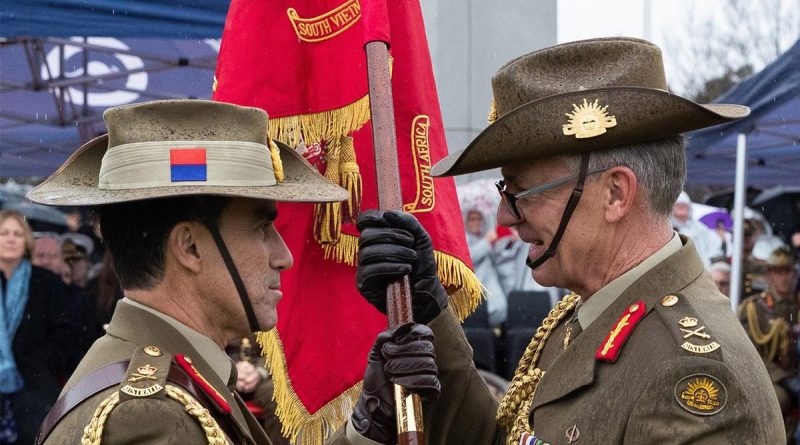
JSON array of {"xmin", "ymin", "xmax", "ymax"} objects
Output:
[{"xmin": 365, "ymin": 40, "xmax": 425, "ymax": 445}]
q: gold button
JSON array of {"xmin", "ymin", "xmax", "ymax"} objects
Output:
[
  {"xmin": 661, "ymin": 295, "xmax": 679, "ymax": 307},
  {"xmin": 144, "ymin": 346, "xmax": 162, "ymax": 357},
  {"xmin": 629, "ymin": 303, "xmax": 640, "ymax": 313}
]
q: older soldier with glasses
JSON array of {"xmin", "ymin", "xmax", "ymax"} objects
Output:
[{"xmin": 351, "ymin": 38, "xmax": 785, "ymax": 444}]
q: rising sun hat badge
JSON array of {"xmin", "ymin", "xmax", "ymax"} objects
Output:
[{"xmin": 562, "ymin": 98, "xmax": 617, "ymax": 139}]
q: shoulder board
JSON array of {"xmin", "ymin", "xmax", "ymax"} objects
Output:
[
  {"xmin": 595, "ymin": 301, "xmax": 646, "ymax": 363},
  {"xmin": 653, "ymin": 293, "xmax": 723, "ymax": 360},
  {"xmin": 174, "ymin": 354, "xmax": 232, "ymax": 414},
  {"xmin": 118, "ymin": 345, "xmax": 172, "ymax": 402}
]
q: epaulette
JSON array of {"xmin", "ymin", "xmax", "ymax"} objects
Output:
[
  {"xmin": 652, "ymin": 293, "xmax": 723, "ymax": 361},
  {"xmin": 595, "ymin": 300, "xmax": 647, "ymax": 363},
  {"xmin": 118, "ymin": 345, "xmax": 172, "ymax": 401},
  {"xmin": 79, "ymin": 346, "xmax": 230, "ymax": 445}
]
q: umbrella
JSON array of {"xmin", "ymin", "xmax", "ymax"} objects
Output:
[
  {"xmin": 692, "ymin": 203, "xmax": 733, "ymax": 231},
  {"xmin": 751, "ymin": 186, "xmax": 800, "ymax": 241},
  {"xmin": 2, "ymin": 200, "xmax": 68, "ymax": 227}
]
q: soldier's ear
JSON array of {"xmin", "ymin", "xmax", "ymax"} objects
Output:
[
  {"xmin": 168, "ymin": 221, "xmax": 204, "ymax": 274},
  {"xmin": 602, "ymin": 166, "xmax": 637, "ymax": 223}
]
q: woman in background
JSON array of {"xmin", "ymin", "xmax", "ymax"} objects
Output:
[{"xmin": 0, "ymin": 210, "xmax": 74, "ymax": 444}]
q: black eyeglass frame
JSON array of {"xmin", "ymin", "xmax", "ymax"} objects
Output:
[{"xmin": 495, "ymin": 167, "xmax": 610, "ymax": 222}]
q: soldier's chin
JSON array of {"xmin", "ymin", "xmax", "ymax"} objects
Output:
[{"xmin": 254, "ymin": 308, "xmax": 278, "ymax": 332}]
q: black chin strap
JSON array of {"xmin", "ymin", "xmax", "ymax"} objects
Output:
[
  {"xmin": 197, "ymin": 200, "xmax": 260, "ymax": 333},
  {"xmin": 527, "ymin": 153, "xmax": 591, "ymax": 270}
]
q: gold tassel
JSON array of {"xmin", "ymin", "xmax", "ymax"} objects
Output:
[
  {"xmin": 339, "ymin": 136, "xmax": 362, "ymax": 222},
  {"xmin": 269, "ymin": 140, "xmax": 285, "ymax": 182},
  {"xmin": 314, "ymin": 138, "xmax": 343, "ymax": 244},
  {"xmin": 257, "ymin": 329, "xmax": 363, "ymax": 445},
  {"xmin": 487, "ymin": 99, "xmax": 498, "ymax": 124},
  {"xmin": 268, "ymin": 97, "xmax": 370, "ymax": 246}
]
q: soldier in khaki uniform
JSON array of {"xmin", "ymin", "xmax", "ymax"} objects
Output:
[
  {"xmin": 29, "ymin": 100, "xmax": 441, "ymax": 445},
  {"xmin": 739, "ymin": 246, "xmax": 799, "ymax": 441},
  {"xmin": 341, "ymin": 38, "xmax": 785, "ymax": 444}
]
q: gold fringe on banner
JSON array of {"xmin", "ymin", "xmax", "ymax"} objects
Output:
[
  {"xmin": 268, "ymin": 96, "xmax": 369, "ymax": 246},
  {"xmin": 323, "ymin": 233, "xmax": 483, "ymax": 321},
  {"xmin": 257, "ymin": 329, "xmax": 363, "ymax": 445}
]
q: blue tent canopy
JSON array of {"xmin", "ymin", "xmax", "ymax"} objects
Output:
[
  {"xmin": 686, "ymin": 40, "xmax": 800, "ymax": 186},
  {"xmin": 1, "ymin": 0, "xmax": 228, "ymax": 38},
  {"xmin": 0, "ymin": 0, "xmax": 226, "ymax": 178}
]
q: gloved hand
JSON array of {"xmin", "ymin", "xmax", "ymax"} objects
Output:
[
  {"xmin": 356, "ymin": 210, "xmax": 448, "ymax": 324},
  {"xmin": 351, "ymin": 323, "xmax": 440, "ymax": 443}
]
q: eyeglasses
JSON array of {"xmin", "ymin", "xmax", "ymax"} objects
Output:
[{"xmin": 495, "ymin": 168, "xmax": 610, "ymax": 222}]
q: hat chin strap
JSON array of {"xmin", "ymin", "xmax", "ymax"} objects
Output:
[
  {"xmin": 527, "ymin": 153, "xmax": 590, "ymax": 270},
  {"xmin": 198, "ymin": 209, "xmax": 261, "ymax": 333}
]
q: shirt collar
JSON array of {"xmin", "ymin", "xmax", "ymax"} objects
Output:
[
  {"xmin": 122, "ymin": 297, "xmax": 232, "ymax": 384},
  {"xmin": 577, "ymin": 232, "xmax": 682, "ymax": 329}
]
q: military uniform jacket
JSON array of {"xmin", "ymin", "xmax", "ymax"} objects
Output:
[
  {"xmin": 39, "ymin": 300, "xmax": 272, "ymax": 445},
  {"xmin": 414, "ymin": 236, "xmax": 785, "ymax": 444}
]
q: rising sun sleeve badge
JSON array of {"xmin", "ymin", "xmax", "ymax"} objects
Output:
[{"xmin": 674, "ymin": 374, "xmax": 727, "ymax": 416}]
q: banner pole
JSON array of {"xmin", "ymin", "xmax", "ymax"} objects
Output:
[{"xmin": 365, "ymin": 40, "xmax": 426, "ymax": 445}]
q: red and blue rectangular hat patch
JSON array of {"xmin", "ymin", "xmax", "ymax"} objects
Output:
[{"xmin": 170, "ymin": 148, "xmax": 207, "ymax": 182}]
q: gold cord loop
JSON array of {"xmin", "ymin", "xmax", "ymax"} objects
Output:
[
  {"xmin": 81, "ymin": 385, "xmax": 230, "ymax": 445},
  {"xmin": 496, "ymin": 292, "xmax": 581, "ymax": 444}
]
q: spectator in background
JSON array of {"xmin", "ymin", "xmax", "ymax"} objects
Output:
[
  {"xmin": 709, "ymin": 260, "xmax": 732, "ymax": 297},
  {"xmin": 464, "ymin": 207, "xmax": 507, "ymax": 327},
  {"xmin": 84, "ymin": 251, "xmax": 123, "ymax": 335},
  {"xmin": 741, "ymin": 218, "xmax": 768, "ymax": 298},
  {"xmin": 671, "ymin": 192, "xmax": 723, "ymax": 267},
  {"xmin": 60, "ymin": 233, "xmax": 94, "ymax": 289},
  {"xmin": 226, "ymin": 336, "xmax": 289, "ymax": 445},
  {"xmin": 494, "ymin": 226, "xmax": 561, "ymax": 308},
  {"xmin": 714, "ymin": 218, "xmax": 733, "ymax": 257},
  {"xmin": 738, "ymin": 246, "xmax": 799, "ymax": 441},
  {"xmin": 31, "ymin": 233, "xmax": 64, "ymax": 275},
  {"xmin": 0, "ymin": 210, "xmax": 75, "ymax": 444}
]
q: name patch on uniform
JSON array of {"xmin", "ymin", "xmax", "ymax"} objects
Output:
[
  {"xmin": 170, "ymin": 148, "xmax": 207, "ymax": 182},
  {"xmin": 674, "ymin": 374, "xmax": 727, "ymax": 416}
]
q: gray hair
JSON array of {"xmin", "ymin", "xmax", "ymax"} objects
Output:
[{"xmin": 563, "ymin": 136, "xmax": 687, "ymax": 217}]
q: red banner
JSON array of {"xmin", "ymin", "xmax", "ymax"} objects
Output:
[{"xmin": 214, "ymin": 1, "xmax": 479, "ymax": 443}]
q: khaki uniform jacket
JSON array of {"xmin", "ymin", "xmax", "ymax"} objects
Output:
[
  {"xmin": 410, "ymin": 237, "xmax": 784, "ymax": 444},
  {"xmin": 43, "ymin": 300, "xmax": 272, "ymax": 445}
]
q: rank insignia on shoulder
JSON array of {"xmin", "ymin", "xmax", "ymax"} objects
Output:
[
  {"xmin": 119, "ymin": 347, "xmax": 171, "ymax": 400},
  {"xmin": 520, "ymin": 432, "xmax": 551, "ymax": 445},
  {"xmin": 596, "ymin": 301, "xmax": 646, "ymax": 363},
  {"xmin": 677, "ymin": 316, "xmax": 720, "ymax": 354},
  {"xmin": 656, "ymin": 294, "xmax": 723, "ymax": 358},
  {"xmin": 674, "ymin": 374, "xmax": 727, "ymax": 416},
  {"xmin": 174, "ymin": 354, "xmax": 231, "ymax": 414}
]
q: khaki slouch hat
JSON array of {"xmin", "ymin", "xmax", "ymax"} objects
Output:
[{"xmin": 28, "ymin": 99, "xmax": 348, "ymax": 206}]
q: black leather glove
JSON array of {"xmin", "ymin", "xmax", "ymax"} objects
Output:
[
  {"xmin": 351, "ymin": 323, "xmax": 440, "ymax": 443},
  {"xmin": 356, "ymin": 210, "xmax": 448, "ymax": 324}
]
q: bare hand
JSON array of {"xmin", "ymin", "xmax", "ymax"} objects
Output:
[{"xmin": 235, "ymin": 361, "xmax": 262, "ymax": 393}]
